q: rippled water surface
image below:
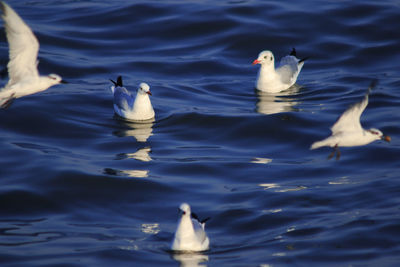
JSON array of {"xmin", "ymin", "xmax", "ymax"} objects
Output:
[{"xmin": 1, "ymin": 0, "xmax": 400, "ymax": 266}]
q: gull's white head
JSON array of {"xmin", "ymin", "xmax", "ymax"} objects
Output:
[
  {"xmin": 138, "ymin": 82, "xmax": 152, "ymax": 96},
  {"xmin": 253, "ymin": 50, "xmax": 274, "ymax": 66},
  {"xmin": 367, "ymin": 128, "xmax": 391, "ymax": 142},
  {"xmin": 47, "ymin": 73, "xmax": 67, "ymax": 86},
  {"xmin": 179, "ymin": 203, "xmax": 191, "ymax": 215}
]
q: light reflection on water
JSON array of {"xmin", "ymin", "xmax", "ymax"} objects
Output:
[
  {"xmin": 255, "ymin": 85, "xmax": 301, "ymax": 115},
  {"xmin": 113, "ymin": 119, "xmax": 154, "ymax": 143},
  {"xmin": 126, "ymin": 147, "xmax": 153, "ymax": 162},
  {"xmin": 172, "ymin": 252, "xmax": 209, "ymax": 267}
]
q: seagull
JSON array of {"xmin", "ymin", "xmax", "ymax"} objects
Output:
[
  {"xmin": 110, "ymin": 76, "xmax": 155, "ymax": 121},
  {"xmin": 0, "ymin": 1, "xmax": 66, "ymax": 109},
  {"xmin": 171, "ymin": 203, "xmax": 210, "ymax": 252},
  {"xmin": 253, "ymin": 48, "xmax": 308, "ymax": 93},
  {"xmin": 310, "ymin": 80, "xmax": 391, "ymax": 160}
]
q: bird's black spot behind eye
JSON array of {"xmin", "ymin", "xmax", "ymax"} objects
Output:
[{"xmin": 270, "ymin": 56, "xmax": 273, "ymax": 61}]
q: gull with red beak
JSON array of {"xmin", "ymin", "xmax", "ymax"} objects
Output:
[
  {"xmin": 110, "ymin": 76, "xmax": 154, "ymax": 121},
  {"xmin": 311, "ymin": 80, "xmax": 391, "ymax": 160},
  {"xmin": 253, "ymin": 48, "xmax": 308, "ymax": 93}
]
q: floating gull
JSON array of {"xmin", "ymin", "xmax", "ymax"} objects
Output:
[
  {"xmin": 110, "ymin": 76, "xmax": 155, "ymax": 121},
  {"xmin": 310, "ymin": 80, "xmax": 391, "ymax": 160},
  {"xmin": 171, "ymin": 203, "xmax": 210, "ymax": 252},
  {"xmin": 0, "ymin": 1, "xmax": 66, "ymax": 109},
  {"xmin": 253, "ymin": 48, "xmax": 307, "ymax": 93}
]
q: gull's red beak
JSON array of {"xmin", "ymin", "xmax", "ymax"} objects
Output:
[
  {"xmin": 383, "ymin": 135, "xmax": 391, "ymax": 142},
  {"xmin": 147, "ymin": 91, "xmax": 152, "ymax": 96},
  {"xmin": 252, "ymin": 59, "xmax": 260, "ymax": 65}
]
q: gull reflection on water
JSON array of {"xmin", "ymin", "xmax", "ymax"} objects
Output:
[
  {"xmin": 172, "ymin": 253, "xmax": 209, "ymax": 267},
  {"xmin": 119, "ymin": 169, "xmax": 149, "ymax": 178},
  {"xmin": 113, "ymin": 118, "xmax": 154, "ymax": 143},
  {"xmin": 107, "ymin": 147, "xmax": 152, "ymax": 177},
  {"xmin": 103, "ymin": 168, "xmax": 149, "ymax": 178},
  {"xmin": 124, "ymin": 147, "xmax": 152, "ymax": 162},
  {"xmin": 256, "ymin": 84, "xmax": 301, "ymax": 115}
]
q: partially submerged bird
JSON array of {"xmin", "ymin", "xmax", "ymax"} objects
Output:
[
  {"xmin": 0, "ymin": 1, "xmax": 66, "ymax": 109},
  {"xmin": 253, "ymin": 48, "xmax": 307, "ymax": 93},
  {"xmin": 171, "ymin": 203, "xmax": 210, "ymax": 252},
  {"xmin": 110, "ymin": 76, "xmax": 155, "ymax": 121},
  {"xmin": 311, "ymin": 80, "xmax": 391, "ymax": 160}
]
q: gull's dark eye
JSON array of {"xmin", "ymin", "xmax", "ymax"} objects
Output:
[{"xmin": 264, "ymin": 56, "xmax": 267, "ymax": 59}]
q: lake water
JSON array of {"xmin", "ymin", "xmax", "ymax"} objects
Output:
[{"xmin": 1, "ymin": 0, "xmax": 400, "ymax": 266}]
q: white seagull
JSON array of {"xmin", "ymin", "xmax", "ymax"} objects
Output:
[
  {"xmin": 110, "ymin": 76, "xmax": 155, "ymax": 121},
  {"xmin": 311, "ymin": 80, "xmax": 391, "ymax": 160},
  {"xmin": 253, "ymin": 48, "xmax": 308, "ymax": 93},
  {"xmin": 171, "ymin": 203, "xmax": 210, "ymax": 252},
  {"xmin": 0, "ymin": 1, "xmax": 66, "ymax": 109}
]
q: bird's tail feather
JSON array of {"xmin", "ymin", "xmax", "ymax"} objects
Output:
[{"xmin": 310, "ymin": 139, "xmax": 328, "ymax": 150}]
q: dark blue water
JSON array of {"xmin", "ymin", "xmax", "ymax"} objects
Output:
[{"xmin": 1, "ymin": 0, "xmax": 400, "ymax": 266}]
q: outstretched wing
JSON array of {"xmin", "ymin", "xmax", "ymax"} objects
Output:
[
  {"xmin": 1, "ymin": 2, "xmax": 39, "ymax": 87},
  {"xmin": 331, "ymin": 81, "xmax": 377, "ymax": 134}
]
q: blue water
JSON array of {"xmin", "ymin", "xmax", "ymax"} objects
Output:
[{"xmin": 1, "ymin": 0, "xmax": 400, "ymax": 266}]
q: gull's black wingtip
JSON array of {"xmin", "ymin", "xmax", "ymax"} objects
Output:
[
  {"xmin": 201, "ymin": 217, "xmax": 211, "ymax": 224},
  {"xmin": 191, "ymin": 212, "xmax": 211, "ymax": 224},
  {"xmin": 369, "ymin": 79, "xmax": 378, "ymax": 90},
  {"xmin": 299, "ymin": 56, "xmax": 310, "ymax": 64},
  {"xmin": 367, "ymin": 79, "xmax": 379, "ymax": 95},
  {"xmin": 290, "ymin": 48, "xmax": 297, "ymax": 57},
  {"xmin": 110, "ymin": 76, "xmax": 123, "ymax": 87},
  {"xmin": 290, "ymin": 48, "xmax": 309, "ymax": 63}
]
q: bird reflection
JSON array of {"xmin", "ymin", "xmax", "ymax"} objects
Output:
[
  {"xmin": 124, "ymin": 147, "xmax": 152, "ymax": 162},
  {"xmin": 103, "ymin": 168, "xmax": 149, "ymax": 178},
  {"xmin": 113, "ymin": 118, "xmax": 154, "ymax": 142},
  {"xmin": 172, "ymin": 253, "xmax": 209, "ymax": 267},
  {"xmin": 256, "ymin": 84, "xmax": 301, "ymax": 115}
]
